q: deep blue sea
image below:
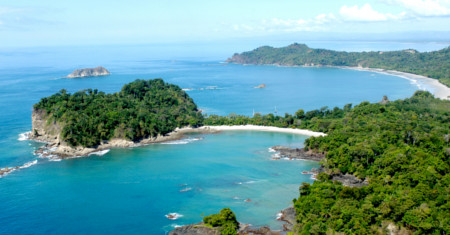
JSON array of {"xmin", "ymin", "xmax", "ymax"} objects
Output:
[{"xmin": 0, "ymin": 41, "xmax": 447, "ymax": 234}]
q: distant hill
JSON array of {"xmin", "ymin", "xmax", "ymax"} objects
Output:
[{"xmin": 227, "ymin": 43, "xmax": 450, "ymax": 87}]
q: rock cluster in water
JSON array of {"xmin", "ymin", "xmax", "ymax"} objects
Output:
[
  {"xmin": 66, "ymin": 66, "xmax": 110, "ymax": 78},
  {"xmin": 254, "ymin": 84, "xmax": 266, "ymax": 88}
]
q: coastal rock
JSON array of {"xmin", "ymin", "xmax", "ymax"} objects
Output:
[
  {"xmin": 279, "ymin": 207, "xmax": 296, "ymax": 232},
  {"xmin": 271, "ymin": 146, "xmax": 325, "ymax": 161},
  {"xmin": 0, "ymin": 167, "xmax": 19, "ymax": 177},
  {"xmin": 31, "ymin": 109, "xmax": 62, "ymax": 143},
  {"xmin": 238, "ymin": 226, "xmax": 282, "ymax": 235},
  {"xmin": 66, "ymin": 66, "xmax": 110, "ymax": 78},
  {"xmin": 332, "ymin": 173, "xmax": 369, "ymax": 188},
  {"xmin": 379, "ymin": 95, "xmax": 390, "ymax": 104},
  {"xmin": 29, "ymin": 111, "xmax": 211, "ymax": 158},
  {"xmin": 169, "ymin": 223, "xmax": 219, "ymax": 235}
]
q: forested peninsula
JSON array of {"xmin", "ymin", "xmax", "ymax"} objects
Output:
[
  {"xmin": 202, "ymin": 91, "xmax": 449, "ymax": 234},
  {"xmin": 227, "ymin": 43, "xmax": 450, "ymax": 87},
  {"xmin": 31, "ymin": 79, "xmax": 203, "ymax": 156}
]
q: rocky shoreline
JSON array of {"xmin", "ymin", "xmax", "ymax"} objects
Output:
[
  {"xmin": 170, "ymin": 207, "xmax": 297, "ymax": 235},
  {"xmin": 30, "ymin": 109, "xmax": 325, "ymax": 159},
  {"xmin": 270, "ymin": 146, "xmax": 325, "ymax": 161},
  {"xmin": 271, "ymin": 145, "xmax": 369, "ymax": 188},
  {"xmin": 30, "ymin": 126, "xmax": 220, "ymax": 159}
]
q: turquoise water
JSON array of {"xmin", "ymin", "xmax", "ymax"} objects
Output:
[{"xmin": 0, "ymin": 42, "xmax": 433, "ymax": 234}]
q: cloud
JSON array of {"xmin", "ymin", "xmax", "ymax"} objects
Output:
[
  {"xmin": 232, "ymin": 13, "xmax": 337, "ymax": 34},
  {"xmin": 381, "ymin": 0, "xmax": 450, "ymax": 16},
  {"xmin": 339, "ymin": 3, "xmax": 405, "ymax": 21},
  {"xmin": 232, "ymin": 4, "xmax": 405, "ymax": 33},
  {"xmin": 0, "ymin": 6, "xmax": 60, "ymax": 31}
]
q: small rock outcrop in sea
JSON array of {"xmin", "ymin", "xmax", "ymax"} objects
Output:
[
  {"xmin": 66, "ymin": 66, "xmax": 110, "ymax": 78},
  {"xmin": 271, "ymin": 146, "xmax": 325, "ymax": 161},
  {"xmin": 254, "ymin": 84, "xmax": 266, "ymax": 88},
  {"xmin": 379, "ymin": 95, "xmax": 390, "ymax": 104}
]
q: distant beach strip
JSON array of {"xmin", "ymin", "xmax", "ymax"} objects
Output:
[
  {"xmin": 340, "ymin": 67, "xmax": 450, "ymax": 100},
  {"xmin": 197, "ymin": 125, "xmax": 326, "ymax": 137}
]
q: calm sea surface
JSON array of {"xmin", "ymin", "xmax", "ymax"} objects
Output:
[{"xmin": 0, "ymin": 42, "xmax": 446, "ymax": 234}]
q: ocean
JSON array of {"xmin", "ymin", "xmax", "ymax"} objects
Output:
[{"xmin": 0, "ymin": 41, "xmax": 447, "ymax": 234}]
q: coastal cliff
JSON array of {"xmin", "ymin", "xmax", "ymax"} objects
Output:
[
  {"xmin": 31, "ymin": 108, "xmax": 62, "ymax": 143},
  {"xmin": 66, "ymin": 66, "xmax": 110, "ymax": 78}
]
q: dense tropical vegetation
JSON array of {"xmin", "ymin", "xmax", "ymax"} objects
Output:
[
  {"xmin": 205, "ymin": 91, "xmax": 449, "ymax": 234},
  {"xmin": 228, "ymin": 43, "xmax": 450, "ymax": 87},
  {"xmin": 34, "ymin": 79, "xmax": 203, "ymax": 147},
  {"xmin": 203, "ymin": 208, "xmax": 239, "ymax": 235}
]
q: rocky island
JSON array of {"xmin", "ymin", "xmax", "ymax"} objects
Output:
[
  {"xmin": 66, "ymin": 66, "xmax": 110, "ymax": 78},
  {"xmin": 31, "ymin": 79, "xmax": 203, "ymax": 158}
]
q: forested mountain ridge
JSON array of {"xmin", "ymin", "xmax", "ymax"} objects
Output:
[
  {"xmin": 227, "ymin": 43, "xmax": 450, "ymax": 87},
  {"xmin": 32, "ymin": 79, "xmax": 203, "ymax": 148},
  {"xmin": 205, "ymin": 91, "xmax": 449, "ymax": 234}
]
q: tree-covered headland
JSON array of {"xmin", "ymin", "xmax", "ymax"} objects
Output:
[
  {"xmin": 203, "ymin": 208, "xmax": 240, "ymax": 235},
  {"xmin": 33, "ymin": 79, "xmax": 203, "ymax": 147},
  {"xmin": 228, "ymin": 43, "xmax": 450, "ymax": 87},
  {"xmin": 205, "ymin": 91, "xmax": 449, "ymax": 234}
]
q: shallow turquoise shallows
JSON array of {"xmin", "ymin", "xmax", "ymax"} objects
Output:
[{"xmin": 0, "ymin": 43, "xmax": 432, "ymax": 234}]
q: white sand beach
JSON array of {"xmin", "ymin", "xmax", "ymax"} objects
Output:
[
  {"xmin": 197, "ymin": 125, "xmax": 326, "ymax": 137},
  {"xmin": 342, "ymin": 67, "xmax": 450, "ymax": 100}
]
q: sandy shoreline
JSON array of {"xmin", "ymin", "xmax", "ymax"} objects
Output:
[
  {"xmin": 27, "ymin": 125, "xmax": 325, "ymax": 160},
  {"xmin": 336, "ymin": 66, "xmax": 450, "ymax": 100},
  {"xmin": 198, "ymin": 125, "xmax": 326, "ymax": 137}
]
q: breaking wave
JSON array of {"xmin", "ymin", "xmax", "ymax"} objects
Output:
[
  {"xmin": 88, "ymin": 149, "xmax": 110, "ymax": 156},
  {"xmin": 18, "ymin": 132, "xmax": 31, "ymax": 141},
  {"xmin": 165, "ymin": 213, "xmax": 183, "ymax": 220}
]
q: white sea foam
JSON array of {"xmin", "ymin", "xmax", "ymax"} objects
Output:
[
  {"xmin": 66, "ymin": 155, "xmax": 87, "ymax": 160},
  {"xmin": 0, "ymin": 167, "xmax": 16, "ymax": 177},
  {"xmin": 268, "ymin": 147, "xmax": 276, "ymax": 153},
  {"xmin": 244, "ymin": 180, "xmax": 256, "ymax": 184},
  {"xmin": 182, "ymin": 86, "xmax": 223, "ymax": 91},
  {"xmin": 179, "ymin": 187, "xmax": 192, "ymax": 192},
  {"xmin": 271, "ymin": 153, "xmax": 281, "ymax": 159},
  {"xmin": 161, "ymin": 137, "xmax": 202, "ymax": 145},
  {"xmin": 88, "ymin": 149, "xmax": 110, "ymax": 156},
  {"xmin": 18, "ymin": 131, "xmax": 31, "ymax": 141},
  {"xmin": 165, "ymin": 213, "xmax": 183, "ymax": 220},
  {"xmin": 276, "ymin": 212, "xmax": 283, "ymax": 220},
  {"xmin": 19, "ymin": 160, "xmax": 38, "ymax": 169},
  {"xmin": 1, "ymin": 159, "xmax": 38, "ymax": 177}
]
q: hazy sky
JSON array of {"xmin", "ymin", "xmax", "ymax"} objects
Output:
[{"xmin": 1, "ymin": 0, "xmax": 449, "ymax": 47}]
